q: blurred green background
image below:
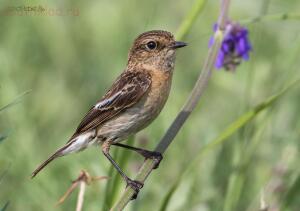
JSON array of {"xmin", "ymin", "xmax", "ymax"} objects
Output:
[{"xmin": 1, "ymin": 0, "xmax": 300, "ymax": 210}]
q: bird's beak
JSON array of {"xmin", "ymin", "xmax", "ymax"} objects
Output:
[{"xmin": 170, "ymin": 41, "xmax": 188, "ymax": 49}]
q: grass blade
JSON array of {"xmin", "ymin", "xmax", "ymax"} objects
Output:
[
  {"xmin": 0, "ymin": 202, "xmax": 9, "ymax": 211},
  {"xmin": 158, "ymin": 78, "xmax": 300, "ymax": 211},
  {"xmin": 158, "ymin": 179, "xmax": 181, "ymax": 211},
  {"xmin": 241, "ymin": 12, "xmax": 300, "ymax": 25},
  {"xmin": 0, "ymin": 134, "xmax": 8, "ymax": 143},
  {"xmin": 0, "ymin": 90, "xmax": 31, "ymax": 113},
  {"xmin": 281, "ymin": 169, "xmax": 300, "ymax": 210},
  {"xmin": 175, "ymin": 0, "xmax": 207, "ymax": 40}
]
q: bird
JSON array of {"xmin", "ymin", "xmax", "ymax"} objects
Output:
[{"xmin": 31, "ymin": 30, "xmax": 187, "ymax": 197}]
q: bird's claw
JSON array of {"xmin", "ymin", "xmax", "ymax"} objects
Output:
[
  {"xmin": 142, "ymin": 151, "xmax": 163, "ymax": 169},
  {"xmin": 151, "ymin": 151, "xmax": 163, "ymax": 169},
  {"xmin": 126, "ymin": 178, "xmax": 144, "ymax": 200}
]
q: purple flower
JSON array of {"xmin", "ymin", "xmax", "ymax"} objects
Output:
[{"xmin": 210, "ymin": 22, "xmax": 252, "ymax": 71}]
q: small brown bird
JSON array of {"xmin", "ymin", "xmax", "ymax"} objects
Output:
[{"xmin": 31, "ymin": 30, "xmax": 186, "ymax": 196}]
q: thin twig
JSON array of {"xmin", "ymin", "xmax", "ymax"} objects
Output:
[
  {"xmin": 76, "ymin": 181, "xmax": 86, "ymax": 211},
  {"xmin": 56, "ymin": 181, "xmax": 79, "ymax": 206},
  {"xmin": 57, "ymin": 170, "xmax": 108, "ymax": 210},
  {"xmin": 260, "ymin": 189, "xmax": 269, "ymax": 211},
  {"xmin": 110, "ymin": 0, "xmax": 231, "ymax": 210}
]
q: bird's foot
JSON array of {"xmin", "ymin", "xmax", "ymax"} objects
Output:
[
  {"xmin": 125, "ymin": 178, "xmax": 144, "ymax": 200},
  {"xmin": 141, "ymin": 151, "xmax": 163, "ymax": 169}
]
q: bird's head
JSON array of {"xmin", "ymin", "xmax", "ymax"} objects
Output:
[{"xmin": 127, "ymin": 30, "xmax": 187, "ymax": 72}]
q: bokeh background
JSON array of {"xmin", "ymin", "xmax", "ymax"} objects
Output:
[{"xmin": 0, "ymin": 0, "xmax": 300, "ymax": 210}]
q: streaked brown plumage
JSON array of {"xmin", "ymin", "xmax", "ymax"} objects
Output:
[{"xmin": 31, "ymin": 30, "xmax": 186, "ymax": 197}]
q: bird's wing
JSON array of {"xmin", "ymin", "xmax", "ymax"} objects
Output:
[{"xmin": 69, "ymin": 70, "xmax": 151, "ymax": 140}]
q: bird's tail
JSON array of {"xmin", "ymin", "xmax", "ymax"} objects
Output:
[{"xmin": 31, "ymin": 145, "xmax": 69, "ymax": 178}]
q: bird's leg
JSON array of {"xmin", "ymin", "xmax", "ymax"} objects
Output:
[
  {"xmin": 101, "ymin": 141, "xmax": 143, "ymax": 200},
  {"xmin": 112, "ymin": 143, "xmax": 163, "ymax": 169}
]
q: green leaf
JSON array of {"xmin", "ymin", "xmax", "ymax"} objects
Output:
[
  {"xmin": 0, "ymin": 163, "xmax": 11, "ymax": 184},
  {"xmin": 158, "ymin": 79, "xmax": 300, "ymax": 211},
  {"xmin": 223, "ymin": 171, "xmax": 245, "ymax": 211},
  {"xmin": 281, "ymin": 170, "xmax": 300, "ymax": 210},
  {"xmin": 0, "ymin": 91, "xmax": 31, "ymax": 144},
  {"xmin": 0, "ymin": 90, "xmax": 31, "ymax": 113},
  {"xmin": 1, "ymin": 201, "xmax": 9, "ymax": 211},
  {"xmin": 158, "ymin": 179, "xmax": 181, "ymax": 211},
  {"xmin": 175, "ymin": 0, "xmax": 207, "ymax": 40},
  {"xmin": 0, "ymin": 134, "xmax": 8, "ymax": 143}
]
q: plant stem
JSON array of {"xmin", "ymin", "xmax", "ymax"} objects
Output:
[
  {"xmin": 110, "ymin": 0, "xmax": 231, "ymax": 210},
  {"xmin": 0, "ymin": 90, "xmax": 31, "ymax": 112},
  {"xmin": 241, "ymin": 12, "xmax": 300, "ymax": 24},
  {"xmin": 76, "ymin": 181, "xmax": 86, "ymax": 211},
  {"xmin": 175, "ymin": 0, "xmax": 207, "ymax": 40}
]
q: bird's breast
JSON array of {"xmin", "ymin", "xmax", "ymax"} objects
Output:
[
  {"xmin": 142, "ymin": 70, "xmax": 172, "ymax": 118},
  {"xmin": 97, "ymin": 70, "xmax": 172, "ymax": 142}
]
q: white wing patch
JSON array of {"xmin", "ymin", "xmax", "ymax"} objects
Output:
[{"xmin": 94, "ymin": 91, "xmax": 122, "ymax": 109}]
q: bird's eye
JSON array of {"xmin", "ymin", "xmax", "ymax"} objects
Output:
[{"xmin": 146, "ymin": 41, "xmax": 157, "ymax": 50}]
